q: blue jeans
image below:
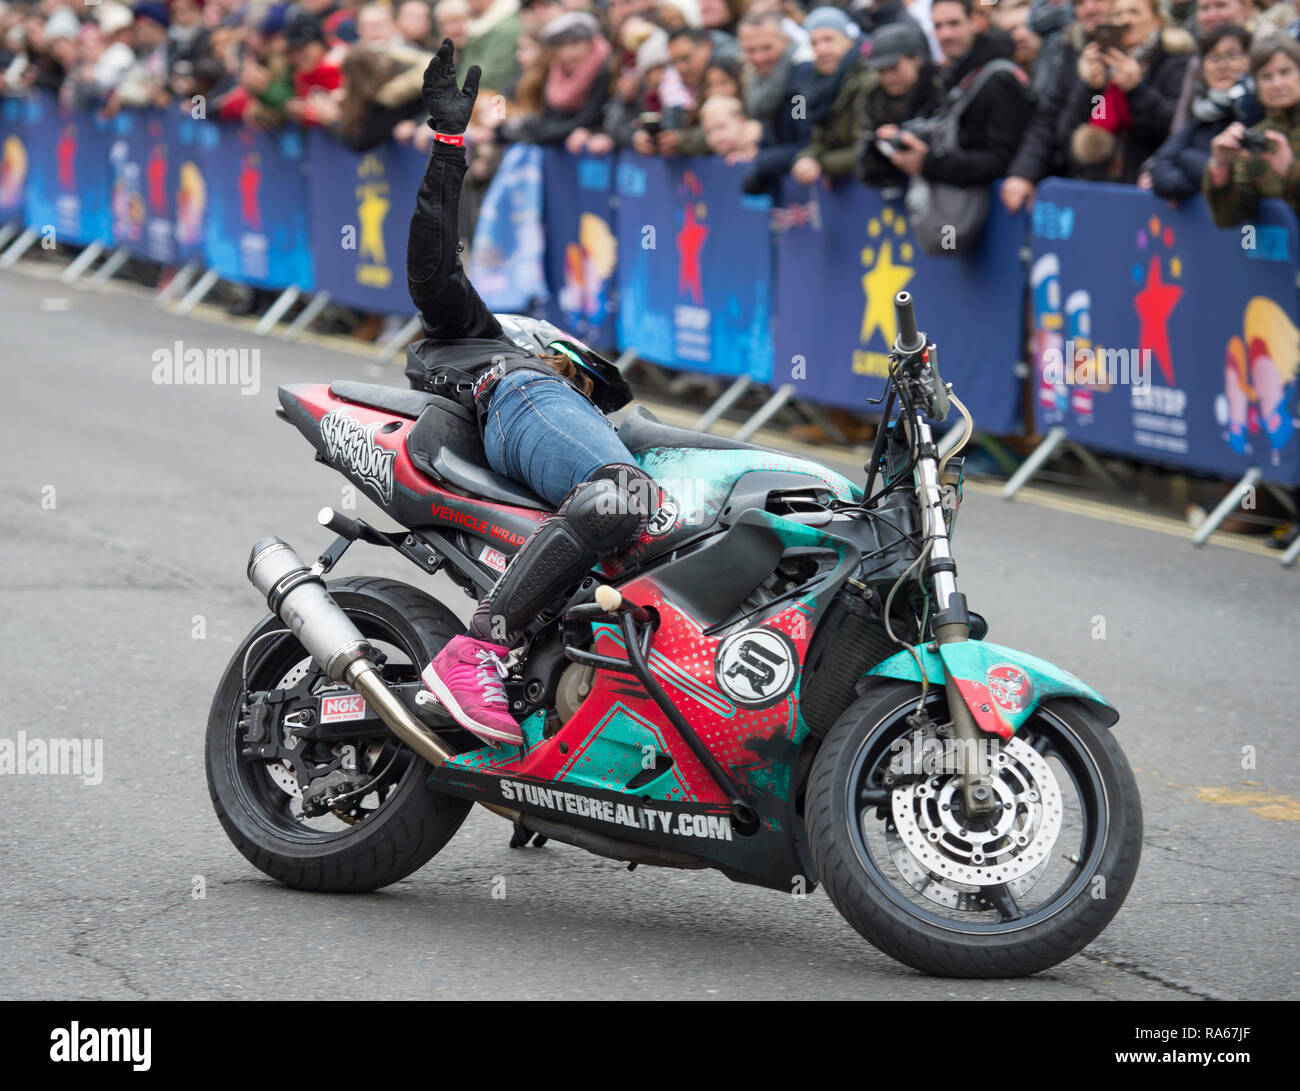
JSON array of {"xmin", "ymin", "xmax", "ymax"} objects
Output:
[{"xmin": 483, "ymin": 369, "xmax": 637, "ymax": 507}]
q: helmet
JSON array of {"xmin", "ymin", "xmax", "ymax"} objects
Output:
[{"xmin": 494, "ymin": 313, "xmax": 632, "ymax": 413}]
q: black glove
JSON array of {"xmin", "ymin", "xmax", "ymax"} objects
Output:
[{"xmin": 421, "ymin": 37, "xmax": 481, "ymax": 134}]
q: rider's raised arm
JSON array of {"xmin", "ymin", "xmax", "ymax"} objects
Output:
[{"xmin": 405, "ymin": 40, "xmax": 502, "ymax": 342}]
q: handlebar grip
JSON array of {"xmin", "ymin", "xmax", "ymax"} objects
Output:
[
  {"xmin": 894, "ymin": 291, "xmax": 924, "ymax": 353},
  {"xmin": 318, "ymin": 507, "xmax": 363, "ymax": 541}
]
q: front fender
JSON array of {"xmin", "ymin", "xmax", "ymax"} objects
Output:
[{"xmin": 864, "ymin": 640, "xmax": 1118, "ymax": 737}]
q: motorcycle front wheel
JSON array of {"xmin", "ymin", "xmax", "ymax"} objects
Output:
[{"xmin": 805, "ymin": 681, "xmax": 1142, "ymax": 977}]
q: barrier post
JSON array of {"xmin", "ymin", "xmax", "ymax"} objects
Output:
[
  {"xmin": 86, "ymin": 246, "xmax": 130, "ymax": 289},
  {"xmin": 0, "ymin": 226, "xmax": 35, "ymax": 266},
  {"xmin": 254, "ymin": 284, "xmax": 302, "ymax": 335},
  {"xmin": 58, "ymin": 241, "xmax": 105, "ymax": 284},
  {"xmin": 1191, "ymin": 467, "xmax": 1262, "ymax": 546},
  {"xmin": 283, "ymin": 290, "xmax": 332, "ymax": 340},
  {"xmin": 175, "ymin": 267, "xmax": 220, "ymax": 314},
  {"xmin": 734, "ymin": 383, "xmax": 795, "ymax": 441},
  {"xmin": 156, "ymin": 260, "xmax": 200, "ymax": 305},
  {"xmin": 1002, "ymin": 426, "xmax": 1067, "ymax": 499},
  {"xmin": 376, "ymin": 313, "xmax": 422, "ymax": 363},
  {"xmin": 1281, "ymin": 533, "xmax": 1300, "ymax": 566},
  {"xmin": 694, "ymin": 374, "xmax": 752, "ymax": 432}
]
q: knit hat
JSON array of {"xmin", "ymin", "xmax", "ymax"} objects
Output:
[
  {"xmin": 44, "ymin": 8, "xmax": 81, "ymax": 41},
  {"xmin": 97, "ymin": 2, "xmax": 134, "ymax": 36},
  {"xmin": 133, "ymin": 1, "xmax": 170, "ymax": 28},
  {"xmin": 538, "ymin": 10, "xmax": 601, "ymax": 45},
  {"xmin": 636, "ymin": 29, "xmax": 671, "ymax": 74},
  {"xmin": 803, "ymin": 6, "xmax": 859, "ymax": 39},
  {"xmin": 865, "ymin": 22, "xmax": 926, "ymax": 68}
]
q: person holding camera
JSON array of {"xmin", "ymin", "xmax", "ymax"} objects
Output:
[
  {"xmin": 854, "ymin": 22, "xmax": 943, "ymax": 191},
  {"xmin": 1205, "ymin": 33, "xmax": 1300, "ymax": 226}
]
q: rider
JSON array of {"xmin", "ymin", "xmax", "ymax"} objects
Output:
[{"xmin": 406, "ymin": 40, "xmax": 663, "ymax": 747}]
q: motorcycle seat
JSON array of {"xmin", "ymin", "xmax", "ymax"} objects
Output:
[
  {"xmin": 405, "ymin": 397, "xmax": 549, "ymax": 511},
  {"xmin": 329, "ymin": 380, "xmax": 443, "ymax": 419},
  {"xmin": 616, "ymin": 405, "xmax": 774, "ymax": 455}
]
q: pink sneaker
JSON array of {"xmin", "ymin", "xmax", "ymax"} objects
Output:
[{"xmin": 420, "ymin": 635, "xmax": 523, "ymax": 746}]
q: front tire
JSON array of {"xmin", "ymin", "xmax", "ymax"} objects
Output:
[
  {"xmin": 805, "ymin": 681, "xmax": 1142, "ymax": 977},
  {"xmin": 205, "ymin": 576, "xmax": 474, "ymax": 893}
]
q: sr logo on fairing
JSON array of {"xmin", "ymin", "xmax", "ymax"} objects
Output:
[
  {"xmin": 986, "ymin": 663, "xmax": 1034, "ymax": 714},
  {"xmin": 714, "ymin": 627, "xmax": 797, "ymax": 707},
  {"xmin": 647, "ymin": 500, "xmax": 678, "ymax": 537},
  {"xmin": 319, "ymin": 409, "xmax": 396, "ymax": 505}
]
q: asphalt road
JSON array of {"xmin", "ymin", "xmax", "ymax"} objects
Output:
[{"xmin": 2, "ymin": 264, "xmax": 1296, "ymax": 1001}]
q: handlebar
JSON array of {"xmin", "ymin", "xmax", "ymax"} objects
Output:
[{"xmin": 894, "ymin": 291, "xmax": 925, "ymax": 354}]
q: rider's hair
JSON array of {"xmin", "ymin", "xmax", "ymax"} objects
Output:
[{"xmin": 539, "ymin": 351, "xmax": 595, "ymax": 398}]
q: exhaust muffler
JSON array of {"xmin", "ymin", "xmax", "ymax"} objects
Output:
[{"xmin": 245, "ymin": 537, "xmax": 463, "ymax": 771}]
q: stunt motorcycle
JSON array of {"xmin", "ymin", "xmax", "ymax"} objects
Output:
[{"xmin": 207, "ymin": 291, "xmax": 1142, "ymax": 977}]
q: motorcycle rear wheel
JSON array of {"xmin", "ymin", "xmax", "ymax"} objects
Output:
[
  {"xmin": 205, "ymin": 576, "xmax": 474, "ymax": 893},
  {"xmin": 805, "ymin": 681, "xmax": 1142, "ymax": 977}
]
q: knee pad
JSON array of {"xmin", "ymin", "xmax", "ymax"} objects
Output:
[{"xmin": 560, "ymin": 471, "xmax": 651, "ymax": 557}]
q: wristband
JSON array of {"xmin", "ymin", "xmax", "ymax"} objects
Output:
[{"xmin": 432, "ymin": 130, "xmax": 465, "ymax": 146}]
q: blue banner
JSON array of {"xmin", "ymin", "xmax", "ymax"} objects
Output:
[
  {"xmin": 107, "ymin": 109, "xmax": 177, "ymax": 263},
  {"xmin": 615, "ymin": 155, "xmax": 773, "ymax": 380},
  {"xmin": 773, "ymin": 180, "xmax": 1026, "ymax": 436},
  {"xmin": 541, "ymin": 146, "xmax": 618, "ymax": 349},
  {"xmin": 1031, "ymin": 179, "xmax": 1300, "ymax": 485},
  {"xmin": 306, "ymin": 130, "xmax": 426, "ymax": 313},
  {"xmin": 202, "ymin": 123, "xmax": 313, "ymax": 290},
  {"xmin": 22, "ymin": 91, "xmax": 111, "ymax": 247},
  {"xmin": 1, "ymin": 95, "xmax": 26, "ymax": 229},
  {"xmin": 468, "ymin": 141, "xmax": 546, "ymax": 312}
]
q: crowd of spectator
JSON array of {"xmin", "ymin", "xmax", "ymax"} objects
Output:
[{"xmin": 6, "ymin": 0, "xmax": 1300, "ymax": 223}]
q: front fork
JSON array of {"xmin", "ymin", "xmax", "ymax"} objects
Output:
[{"xmin": 911, "ymin": 414, "xmax": 998, "ymax": 820}]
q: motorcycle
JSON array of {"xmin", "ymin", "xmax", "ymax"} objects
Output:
[{"xmin": 206, "ymin": 290, "xmax": 1142, "ymax": 977}]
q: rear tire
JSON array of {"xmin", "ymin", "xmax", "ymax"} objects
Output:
[
  {"xmin": 805, "ymin": 681, "xmax": 1142, "ymax": 977},
  {"xmin": 205, "ymin": 576, "xmax": 474, "ymax": 893}
]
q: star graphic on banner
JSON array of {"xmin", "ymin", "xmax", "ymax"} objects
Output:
[
  {"xmin": 238, "ymin": 154, "xmax": 262, "ymax": 232},
  {"xmin": 1133, "ymin": 254, "xmax": 1182, "ymax": 384},
  {"xmin": 860, "ymin": 239, "xmax": 914, "ymax": 346},
  {"xmin": 677, "ymin": 203, "xmax": 708, "ymax": 304}
]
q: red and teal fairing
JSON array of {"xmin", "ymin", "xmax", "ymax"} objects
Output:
[{"xmin": 866, "ymin": 640, "xmax": 1117, "ymax": 738}]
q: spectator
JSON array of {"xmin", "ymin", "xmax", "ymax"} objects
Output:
[
  {"xmin": 1003, "ymin": 0, "xmax": 1110, "ymax": 212},
  {"xmin": 39, "ymin": 8, "xmax": 79, "ymax": 94},
  {"xmin": 993, "ymin": 0, "xmax": 1044, "ymax": 77},
  {"xmin": 331, "ymin": 43, "xmax": 433, "ymax": 149},
  {"xmin": 855, "ymin": 21, "xmax": 943, "ymax": 190},
  {"xmin": 111, "ymin": 4, "xmax": 173, "ymax": 109},
  {"xmin": 434, "ymin": 0, "xmax": 471, "ymax": 51},
  {"xmin": 1150, "ymin": 24, "xmax": 1255, "ymax": 197},
  {"xmin": 520, "ymin": 0, "xmax": 566, "ymax": 35},
  {"xmin": 593, "ymin": 27, "xmax": 670, "ymax": 149},
  {"xmin": 632, "ymin": 25, "xmax": 712, "ymax": 155},
  {"xmin": 847, "ymin": 0, "xmax": 925, "ymax": 39},
  {"xmin": 357, "ymin": 3, "xmax": 404, "ymax": 48},
  {"xmin": 699, "ymin": 92, "xmax": 761, "ymax": 160},
  {"xmin": 1171, "ymin": 0, "xmax": 1255, "ymax": 129},
  {"xmin": 494, "ymin": 10, "xmax": 611, "ymax": 145},
  {"xmin": 1205, "ymin": 32, "xmax": 1300, "ymax": 225},
  {"xmin": 790, "ymin": 7, "xmax": 871, "ymax": 185},
  {"xmin": 876, "ymin": 0, "xmax": 1031, "ymax": 190},
  {"xmin": 737, "ymin": 8, "xmax": 811, "ymax": 193},
  {"xmin": 284, "ymin": 17, "xmax": 343, "ymax": 124},
  {"xmin": 746, "ymin": 0, "xmax": 814, "ymax": 61},
  {"xmin": 396, "ymin": 0, "xmax": 438, "ymax": 48},
  {"xmin": 700, "ymin": 0, "xmax": 744, "ymax": 36},
  {"xmin": 462, "ymin": 0, "xmax": 522, "ymax": 92},
  {"xmin": 704, "ymin": 51, "xmax": 744, "ymax": 96},
  {"xmin": 1056, "ymin": 0, "xmax": 1196, "ymax": 184},
  {"xmin": 168, "ymin": 0, "xmax": 210, "ymax": 73}
]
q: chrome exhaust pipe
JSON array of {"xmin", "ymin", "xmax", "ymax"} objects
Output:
[{"xmin": 245, "ymin": 537, "xmax": 460, "ymax": 769}]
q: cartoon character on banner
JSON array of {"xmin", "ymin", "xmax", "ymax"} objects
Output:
[
  {"xmin": 109, "ymin": 138, "xmax": 144, "ymax": 243},
  {"xmin": 176, "ymin": 161, "xmax": 206, "ymax": 248},
  {"xmin": 1032, "ymin": 254, "xmax": 1067, "ymax": 420},
  {"xmin": 1065, "ymin": 288, "xmax": 1094, "ymax": 422},
  {"xmin": 558, "ymin": 211, "xmax": 616, "ymax": 331},
  {"xmin": 1, "ymin": 132, "xmax": 27, "ymax": 212},
  {"xmin": 1221, "ymin": 296, "xmax": 1298, "ymax": 461}
]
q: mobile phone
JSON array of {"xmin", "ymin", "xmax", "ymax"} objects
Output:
[
  {"xmin": 1093, "ymin": 24, "xmax": 1125, "ymax": 52},
  {"xmin": 638, "ymin": 111, "xmax": 663, "ymax": 138}
]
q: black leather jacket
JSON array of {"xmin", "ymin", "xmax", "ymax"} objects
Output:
[{"xmin": 403, "ymin": 143, "xmax": 564, "ymax": 429}]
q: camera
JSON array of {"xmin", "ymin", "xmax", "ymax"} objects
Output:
[{"xmin": 1240, "ymin": 130, "xmax": 1274, "ymax": 155}]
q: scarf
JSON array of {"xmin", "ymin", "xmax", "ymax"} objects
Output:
[
  {"xmin": 1191, "ymin": 77, "xmax": 1252, "ymax": 124},
  {"xmin": 545, "ymin": 34, "xmax": 611, "ymax": 114}
]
